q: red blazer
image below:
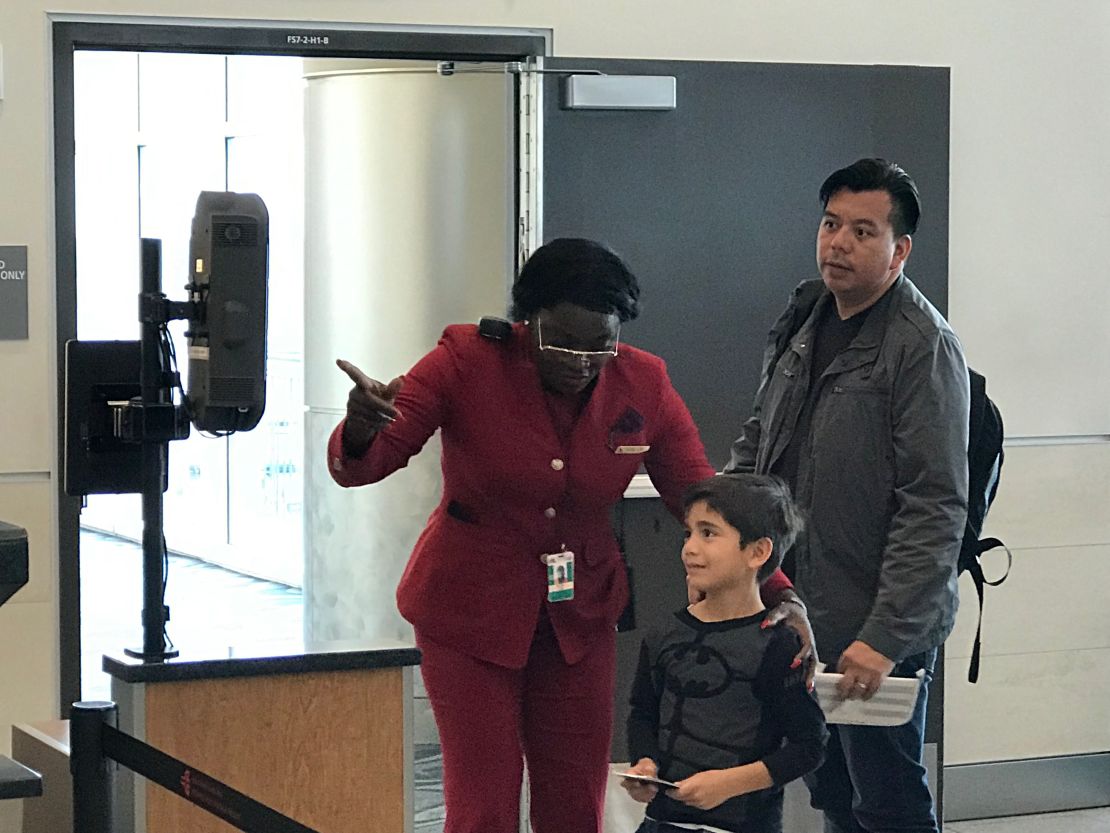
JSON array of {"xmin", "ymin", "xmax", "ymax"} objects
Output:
[{"xmin": 328, "ymin": 323, "xmax": 789, "ymax": 669}]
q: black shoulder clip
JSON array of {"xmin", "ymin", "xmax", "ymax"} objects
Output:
[{"xmin": 478, "ymin": 317, "xmax": 512, "ymax": 342}]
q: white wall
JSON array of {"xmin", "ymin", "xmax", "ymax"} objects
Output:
[{"xmin": 0, "ymin": 0, "xmax": 1107, "ymax": 774}]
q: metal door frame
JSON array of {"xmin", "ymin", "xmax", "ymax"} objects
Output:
[{"xmin": 51, "ymin": 13, "xmax": 549, "ymax": 714}]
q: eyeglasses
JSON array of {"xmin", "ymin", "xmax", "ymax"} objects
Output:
[{"xmin": 536, "ymin": 317, "xmax": 620, "ymax": 363}]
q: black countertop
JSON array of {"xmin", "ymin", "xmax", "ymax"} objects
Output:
[
  {"xmin": 103, "ymin": 638, "xmax": 421, "ymax": 684},
  {"xmin": 0, "ymin": 755, "xmax": 43, "ymax": 800}
]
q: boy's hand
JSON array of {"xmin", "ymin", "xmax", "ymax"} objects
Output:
[
  {"xmin": 686, "ymin": 575, "xmax": 706, "ymax": 606},
  {"xmin": 668, "ymin": 769, "xmax": 738, "ymax": 810},
  {"xmin": 620, "ymin": 758, "xmax": 659, "ymax": 804},
  {"xmin": 668, "ymin": 763, "xmax": 772, "ymax": 810}
]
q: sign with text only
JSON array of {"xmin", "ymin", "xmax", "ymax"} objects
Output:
[{"xmin": 0, "ymin": 246, "xmax": 28, "ymax": 340}]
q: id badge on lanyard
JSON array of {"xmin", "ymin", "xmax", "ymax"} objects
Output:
[{"xmin": 543, "ymin": 550, "xmax": 575, "ymax": 602}]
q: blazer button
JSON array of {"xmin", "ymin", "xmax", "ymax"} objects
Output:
[
  {"xmin": 544, "ymin": 507, "xmax": 557, "ymax": 519},
  {"xmin": 550, "ymin": 458, "xmax": 565, "ymax": 471}
]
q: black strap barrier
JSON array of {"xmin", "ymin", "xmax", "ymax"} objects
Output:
[
  {"xmin": 71, "ymin": 701, "xmax": 321, "ymax": 833},
  {"xmin": 101, "ymin": 725, "xmax": 320, "ymax": 833}
]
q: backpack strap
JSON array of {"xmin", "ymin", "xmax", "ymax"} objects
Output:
[
  {"xmin": 977, "ymin": 538, "xmax": 1012, "ymax": 586},
  {"xmin": 966, "ymin": 538, "xmax": 1013, "ymax": 684}
]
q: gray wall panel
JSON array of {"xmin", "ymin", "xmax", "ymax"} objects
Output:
[{"xmin": 542, "ymin": 59, "xmax": 951, "ymax": 470}]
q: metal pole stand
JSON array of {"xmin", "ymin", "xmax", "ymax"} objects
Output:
[
  {"xmin": 124, "ymin": 238, "xmax": 180, "ymax": 661},
  {"xmin": 70, "ymin": 701, "xmax": 118, "ymax": 833}
]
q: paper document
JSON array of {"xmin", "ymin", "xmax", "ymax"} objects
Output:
[
  {"xmin": 813, "ymin": 666, "xmax": 924, "ymax": 726},
  {"xmin": 610, "ymin": 769, "xmax": 680, "ymax": 790}
]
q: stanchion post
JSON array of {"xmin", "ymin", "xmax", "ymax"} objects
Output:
[{"xmin": 71, "ymin": 701, "xmax": 118, "ymax": 833}]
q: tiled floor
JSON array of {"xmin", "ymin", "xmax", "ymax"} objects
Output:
[
  {"xmin": 949, "ymin": 808, "xmax": 1110, "ymax": 832},
  {"xmin": 80, "ymin": 530, "xmax": 1109, "ymax": 833}
]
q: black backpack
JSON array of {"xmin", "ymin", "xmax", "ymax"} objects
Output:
[{"xmin": 960, "ymin": 368, "xmax": 1011, "ymax": 683}]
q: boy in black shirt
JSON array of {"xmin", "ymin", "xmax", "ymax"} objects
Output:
[{"xmin": 622, "ymin": 474, "xmax": 827, "ymax": 833}]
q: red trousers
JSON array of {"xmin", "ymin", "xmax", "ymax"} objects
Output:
[{"xmin": 416, "ymin": 615, "xmax": 617, "ymax": 833}]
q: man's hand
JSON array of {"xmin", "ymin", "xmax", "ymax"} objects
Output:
[
  {"xmin": 669, "ymin": 763, "xmax": 771, "ymax": 810},
  {"xmin": 836, "ymin": 640, "xmax": 895, "ymax": 700},
  {"xmin": 762, "ymin": 592, "xmax": 818, "ymax": 685},
  {"xmin": 620, "ymin": 758, "xmax": 660, "ymax": 804},
  {"xmin": 336, "ymin": 359, "xmax": 404, "ymax": 455}
]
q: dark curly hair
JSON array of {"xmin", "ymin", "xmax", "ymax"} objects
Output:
[{"xmin": 509, "ymin": 238, "xmax": 640, "ymax": 323}]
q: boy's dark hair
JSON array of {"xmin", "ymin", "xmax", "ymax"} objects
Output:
[
  {"xmin": 510, "ymin": 237, "xmax": 641, "ymax": 323},
  {"xmin": 683, "ymin": 473, "xmax": 804, "ymax": 581},
  {"xmin": 819, "ymin": 157, "xmax": 921, "ymax": 238}
]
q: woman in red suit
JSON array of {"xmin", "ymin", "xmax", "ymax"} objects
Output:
[{"xmin": 328, "ymin": 238, "xmax": 811, "ymax": 833}]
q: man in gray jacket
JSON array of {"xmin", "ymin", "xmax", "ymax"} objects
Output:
[{"xmin": 727, "ymin": 158, "xmax": 969, "ymax": 833}]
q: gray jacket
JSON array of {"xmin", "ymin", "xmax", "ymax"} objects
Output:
[{"xmin": 728, "ymin": 275, "xmax": 969, "ymax": 662}]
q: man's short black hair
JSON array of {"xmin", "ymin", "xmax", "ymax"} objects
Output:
[
  {"xmin": 819, "ymin": 158, "xmax": 921, "ymax": 238},
  {"xmin": 682, "ymin": 473, "xmax": 804, "ymax": 581},
  {"xmin": 510, "ymin": 238, "xmax": 640, "ymax": 323}
]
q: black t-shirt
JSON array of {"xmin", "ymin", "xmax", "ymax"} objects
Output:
[{"xmin": 771, "ymin": 302, "xmax": 871, "ymax": 495}]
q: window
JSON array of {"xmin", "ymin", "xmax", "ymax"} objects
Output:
[{"xmin": 75, "ymin": 51, "xmax": 307, "ymax": 695}]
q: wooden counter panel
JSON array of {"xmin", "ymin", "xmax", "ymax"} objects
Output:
[{"xmin": 145, "ymin": 667, "xmax": 407, "ymax": 833}]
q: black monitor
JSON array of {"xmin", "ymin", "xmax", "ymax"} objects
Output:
[
  {"xmin": 63, "ymin": 339, "xmax": 151, "ymax": 496},
  {"xmin": 62, "ymin": 193, "xmax": 268, "ymax": 493},
  {"xmin": 186, "ymin": 191, "xmax": 269, "ymax": 432},
  {"xmin": 0, "ymin": 520, "xmax": 28, "ymax": 607}
]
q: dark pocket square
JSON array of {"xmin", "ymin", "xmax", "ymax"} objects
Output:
[{"xmin": 610, "ymin": 407, "xmax": 644, "ymax": 435}]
